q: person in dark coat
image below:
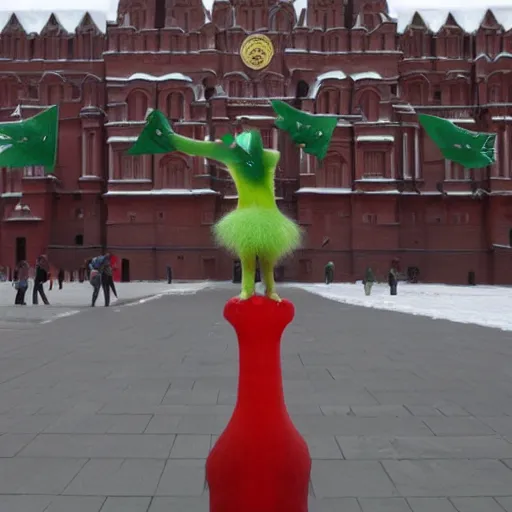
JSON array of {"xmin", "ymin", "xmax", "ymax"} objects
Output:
[
  {"xmin": 33, "ymin": 254, "xmax": 50, "ymax": 305},
  {"xmin": 102, "ymin": 253, "xmax": 118, "ymax": 300},
  {"xmin": 388, "ymin": 259, "xmax": 400, "ymax": 296},
  {"xmin": 324, "ymin": 261, "xmax": 334, "ymax": 284},
  {"xmin": 58, "ymin": 269, "xmax": 64, "ymax": 290},
  {"xmin": 14, "ymin": 260, "xmax": 29, "ymax": 305}
]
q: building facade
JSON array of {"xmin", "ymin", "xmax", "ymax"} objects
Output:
[{"xmin": 1, "ymin": 1, "xmax": 512, "ymax": 284}]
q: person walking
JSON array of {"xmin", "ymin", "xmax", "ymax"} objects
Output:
[
  {"xmin": 363, "ymin": 266, "xmax": 375, "ymax": 296},
  {"xmin": 324, "ymin": 261, "xmax": 334, "ymax": 284},
  {"xmin": 89, "ymin": 265, "xmax": 102, "ymax": 307},
  {"xmin": 14, "ymin": 260, "xmax": 29, "ymax": 305},
  {"xmin": 89, "ymin": 254, "xmax": 111, "ymax": 307},
  {"xmin": 33, "ymin": 254, "xmax": 50, "ymax": 305},
  {"xmin": 58, "ymin": 269, "xmax": 64, "ymax": 290},
  {"xmin": 102, "ymin": 253, "xmax": 118, "ymax": 300}
]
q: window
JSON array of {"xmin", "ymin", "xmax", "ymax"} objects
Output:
[
  {"xmin": 363, "ymin": 151, "xmax": 386, "ymax": 178},
  {"xmin": 362, "ymin": 213, "xmax": 377, "ymax": 224},
  {"xmin": 74, "ymin": 234, "xmax": 84, "ymax": 246},
  {"xmin": 433, "ymin": 89, "xmax": 441, "ymax": 102}
]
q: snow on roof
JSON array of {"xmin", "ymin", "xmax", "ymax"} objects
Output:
[
  {"xmin": 104, "ymin": 189, "xmax": 218, "ymax": 196},
  {"xmin": 0, "ymin": 9, "xmax": 109, "ymax": 34},
  {"xmin": 357, "ymin": 135, "xmax": 395, "ymax": 142},
  {"xmin": 393, "ymin": 7, "xmax": 512, "ymax": 34},
  {"xmin": 310, "ymin": 71, "xmax": 347, "ymax": 99},
  {"xmin": 310, "ymin": 71, "xmax": 383, "ymax": 99},
  {"xmin": 351, "ymin": 71, "xmax": 382, "ymax": 81},
  {"xmin": 106, "ymin": 73, "xmax": 193, "ymax": 83}
]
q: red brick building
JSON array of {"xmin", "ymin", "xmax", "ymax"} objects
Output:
[{"xmin": 1, "ymin": 1, "xmax": 512, "ymax": 284}]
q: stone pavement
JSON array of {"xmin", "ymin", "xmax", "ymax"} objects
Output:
[
  {"xmin": 1, "ymin": 285, "xmax": 512, "ymax": 511},
  {"xmin": 0, "ymin": 281, "xmax": 210, "ymax": 327}
]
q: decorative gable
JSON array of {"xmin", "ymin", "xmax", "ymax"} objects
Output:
[
  {"xmin": 76, "ymin": 12, "xmax": 100, "ymax": 34},
  {"xmin": 1, "ymin": 13, "xmax": 25, "ymax": 34},
  {"xmin": 40, "ymin": 13, "xmax": 65, "ymax": 35},
  {"xmin": 479, "ymin": 9, "xmax": 502, "ymax": 31}
]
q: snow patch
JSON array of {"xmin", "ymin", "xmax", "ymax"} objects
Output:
[
  {"xmin": 296, "ymin": 187, "xmax": 352, "ymax": 195},
  {"xmin": 293, "ymin": 282, "xmax": 512, "ymax": 332},
  {"xmin": 106, "ymin": 73, "xmax": 193, "ymax": 83},
  {"xmin": 107, "ymin": 136, "xmax": 138, "ymax": 144},
  {"xmin": 104, "ymin": 189, "xmax": 218, "ymax": 196},
  {"xmin": 357, "ymin": 135, "xmax": 395, "ymax": 142}
]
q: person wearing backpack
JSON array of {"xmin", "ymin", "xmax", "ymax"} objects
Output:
[{"xmin": 89, "ymin": 255, "xmax": 104, "ymax": 307}]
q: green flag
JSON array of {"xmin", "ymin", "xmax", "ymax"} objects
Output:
[
  {"xmin": 418, "ymin": 114, "xmax": 496, "ymax": 169},
  {"xmin": 271, "ymin": 100, "xmax": 337, "ymax": 161},
  {"xmin": 0, "ymin": 106, "xmax": 59, "ymax": 172}
]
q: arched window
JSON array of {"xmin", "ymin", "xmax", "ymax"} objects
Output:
[
  {"xmin": 162, "ymin": 158, "xmax": 187, "ymax": 188},
  {"xmin": 127, "ymin": 90, "xmax": 149, "ymax": 120},
  {"xmin": 358, "ymin": 90, "xmax": 380, "ymax": 121},
  {"xmin": 167, "ymin": 92, "xmax": 185, "ymax": 121},
  {"xmin": 318, "ymin": 155, "xmax": 348, "ymax": 188},
  {"xmin": 296, "ymin": 80, "xmax": 309, "ymax": 98},
  {"xmin": 316, "ymin": 89, "xmax": 340, "ymax": 115}
]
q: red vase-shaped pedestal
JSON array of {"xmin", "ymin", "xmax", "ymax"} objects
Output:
[{"xmin": 206, "ymin": 295, "xmax": 311, "ymax": 512}]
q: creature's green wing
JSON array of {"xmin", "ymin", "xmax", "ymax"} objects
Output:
[
  {"xmin": 127, "ymin": 109, "xmax": 176, "ymax": 155},
  {"xmin": 128, "ymin": 109, "xmax": 236, "ymax": 165},
  {"xmin": 418, "ymin": 114, "xmax": 496, "ymax": 169},
  {"xmin": 271, "ymin": 100, "xmax": 337, "ymax": 161},
  {"xmin": 0, "ymin": 106, "xmax": 59, "ymax": 172}
]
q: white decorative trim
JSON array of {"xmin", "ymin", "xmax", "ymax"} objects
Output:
[
  {"xmin": 390, "ymin": 147, "xmax": 396, "ymax": 179},
  {"xmin": 403, "ymin": 133, "xmax": 411, "ymax": 179},
  {"xmin": 108, "ymin": 146, "xmax": 114, "ymax": 181},
  {"xmin": 414, "ymin": 127, "xmax": 420, "ymax": 179},
  {"xmin": 505, "ymin": 127, "xmax": 510, "ymax": 178}
]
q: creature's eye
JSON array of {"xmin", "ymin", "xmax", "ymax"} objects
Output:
[
  {"xmin": 42, "ymin": 136, "xmax": 47, "ymax": 142},
  {"xmin": 453, "ymin": 143, "xmax": 462, "ymax": 149},
  {"xmin": 465, "ymin": 144, "xmax": 471, "ymax": 149},
  {"xmin": 156, "ymin": 129, "xmax": 162, "ymax": 136},
  {"xmin": 315, "ymin": 131, "xmax": 323, "ymax": 138}
]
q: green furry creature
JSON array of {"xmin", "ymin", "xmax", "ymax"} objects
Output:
[{"xmin": 129, "ymin": 101, "xmax": 337, "ymax": 301}]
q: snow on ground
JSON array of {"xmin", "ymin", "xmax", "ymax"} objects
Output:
[
  {"xmin": 0, "ymin": 280, "xmax": 211, "ymax": 308},
  {"xmin": 292, "ymin": 282, "xmax": 512, "ymax": 332}
]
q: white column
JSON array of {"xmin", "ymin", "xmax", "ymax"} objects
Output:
[
  {"xmin": 299, "ymin": 148, "xmax": 305, "ymax": 173},
  {"xmin": 108, "ymin": 146, "xmax": 114, "ymax": 181},
  {"xmin": 414, "ymin": 127, "xmax": 420, "ymax": 179},
  {"xmin": 403, "ymin": 133, "xmax": 410, "ymax": 179},
  {"xmin": 390, "ymin": 147, "xmax": 396, "ymax": 179},
  {"xmin": 272, "ymin": 127, "xmax": 278, "ymax": 149},
  {"xmin": 81, "ymin": 131, "xmax": 86, "ymax": 176},
  {"xmin": 493, "ymin": 131, "xmax": 500, "ymax": 177},
  {"xmin": 307, "ymin": 154, "xmax": 311, "ymax": 174},
  {"xmin": 445, "ymin": 159, "xmax": 451, "ymax": 180},
  {"xmin": 504, "ymin": 127, "xmax": 510, "ymax": 178}
]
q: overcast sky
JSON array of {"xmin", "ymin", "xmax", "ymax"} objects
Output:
[{"xmin": 0, "ymin": 0, "xmax": 506, "ymax": 14}]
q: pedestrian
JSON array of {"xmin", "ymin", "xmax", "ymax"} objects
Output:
[
  {"xmin": 324, "ymin": 261, "xmax": 334, "ymax": 284},
  {"xmin": 388, "ymin": 259, "xmax": 399, "ymax": 296},
  {"xmin": 103, "ymin": 253, "xmax": 118, "ymax": 300},
  {"xmin": 89, "ymin": 266, "xmax": 102, "ymax": 307},
  {"xmin": 363, "ymin": 266, "xmax": 375, "ymax": 296},
  {"xmin": 14, "ymin": 260, "xmax": 29, "ymax": 305},
  {"xmin": 58, "ymin": 269, "xmax": 64, "ymax": 290},
  {"xmin": 89, "ymin": 254, "xmax": 110, "ymax": 307},
  {"xmin": 33, "ymin": 254, "xmax": 50, "ymax": 305}
]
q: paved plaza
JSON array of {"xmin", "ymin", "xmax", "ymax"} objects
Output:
[{"xmin": 1, "ymin": 284, "xmax": 512, "ymax": 511}]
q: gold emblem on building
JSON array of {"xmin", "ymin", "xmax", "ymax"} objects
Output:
[{"xmin": 240, "ymin": 34, "xmax": 274, "ymax": 71}]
